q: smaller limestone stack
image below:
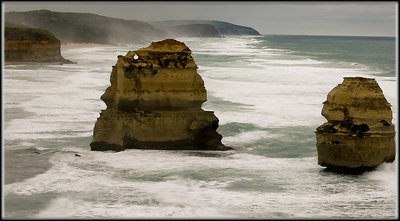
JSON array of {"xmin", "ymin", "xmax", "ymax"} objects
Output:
[
  {"xmin": 316, "ymin": 77, "xmax": 395, "ymax": 172},
  {"xmin": 91, "ymin": 39, "xmax": 229, "ymax": 151},
  {"xmin": 5, "ymin": 26, "xmax": 72, "ymax": 63}
]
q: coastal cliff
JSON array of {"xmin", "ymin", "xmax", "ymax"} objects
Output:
[
  {"xmin": 153, "ymin": 20, "xmax": 261, "ymax": 36},
  {"xmin": 90, "ymin": 39, "xmax": 229, "ymax": 151},
  {"xmin": 316, "ymin": 77, "xmax": 395, "ymax": 172},
  {"xmin": 5, "ymin": 26, "xmax": 72, "ymax": 63},
  {"xmin": 5, "ymin": 10, "xmax": 260, "ymax": 44},
  {"xmin": 5, "ymin": 10, "xmax": 166, "ymax": 44}
]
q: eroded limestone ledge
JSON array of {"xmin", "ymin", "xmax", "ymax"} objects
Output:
[
  {"xmin": 5, "ymin": 27, "xmax": 73, "ymax": 64},
  {"xmin": 316, "ymin": 77, "xmax": 395, "ymax": 172},
  {"xmin": 91, "ymin": 39, "xmax": 229, "ymax": 151}
]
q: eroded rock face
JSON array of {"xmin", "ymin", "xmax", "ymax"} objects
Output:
[
  {"xmin": 91, "ymin": 39, "xmax": 229, "ymax": 151},
  {"xmin": 316, "ymin": 77, "xmax": 396, "ymax": 172},
  {"xmin": 5, "ymin": 26, "xmax": 72, "ymax": 63}
]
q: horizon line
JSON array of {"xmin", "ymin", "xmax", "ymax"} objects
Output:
[{"xmin": 260, "ymin": 33, "xmax": 396, "ymax": 38}]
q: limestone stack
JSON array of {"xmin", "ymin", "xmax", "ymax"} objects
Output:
[
  {"xmin": 91, "ymin": 39, "xmax": 229, "ymax": 151},
  {"xmin": 316, "ymin": 77, "xmax": 396, "ymax": 171},
  {"xmin": 5, "ymin": 26, "xmax": 72, "ymax": 64}
]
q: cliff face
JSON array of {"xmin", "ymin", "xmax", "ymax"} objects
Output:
[
  {"xmin": 90, "ymin": 39, "xmax": 229, "ymax": 151},
  {"xmin": 316, "ymin": 77, "xmax": 395, "ymax": 172},
  {"xmin": 5, "ymin": 10, "xmax": 261, "ymax": 44},
  {"xmin": 5, "ymin": 10, "xmax": 166, "ymax": 44},
  {"xmin": 5, "ymin": 26, "xmax": 72, "ymax": 63}
]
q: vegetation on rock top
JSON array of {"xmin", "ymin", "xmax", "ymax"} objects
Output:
[{"xmin": 5, "ymin": 26, "xmax": 60, "ymax": 43}]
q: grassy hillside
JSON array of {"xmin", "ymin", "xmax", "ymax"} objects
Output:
[
  {"xmin": 5, "ymin": 10, "xmax": 261, "ymax": 44},
  {"xmin": 5, "ymin": 10, "xmax": 166, "ymax": 44},
  {"xmin": 5, "ymin": 26, "xmax": 59, "ymax": 43},
  {"xmin": 153, "ymin": 20, "xmax": 261, "ymax": 36}
]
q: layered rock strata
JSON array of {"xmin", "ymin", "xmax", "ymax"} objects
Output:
[
  {"xmin": 5, "ymin": 26, "xmax": 73, "ymax": 64},
  {"xmin": 91, "ymin": 39, "xmax": 229, "ymax": 151},
  {"xmin": 316, "ymin": 77, "xmax": 396, "ymax": 172}
]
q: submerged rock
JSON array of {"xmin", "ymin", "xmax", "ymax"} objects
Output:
[
  {"xmin": 91, "ymin": 39, "xmax": 230, "ymax": 151},
  {"xmin": 316, "ymin": 77, "xmax": 396, "ymax": 172}
]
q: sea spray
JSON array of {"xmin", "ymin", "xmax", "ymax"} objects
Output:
[{"xmin": 3, "ymin": 35, "xmax": 397, "ymax": 218}]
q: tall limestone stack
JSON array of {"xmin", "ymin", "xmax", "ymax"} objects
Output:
[
  {"xmin": 90, "ymin": 39, "xmax": 229, "ymax": 151},
  {"xmin": 316, "ymin": 77, "xmax": 396, "ymax": 172}
]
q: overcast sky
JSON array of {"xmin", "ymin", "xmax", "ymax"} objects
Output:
[{"xmin": 2, "ymin": 1, "xmax": 398, "ymax": 36}]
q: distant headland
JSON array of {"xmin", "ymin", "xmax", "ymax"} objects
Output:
[
  {"xmin": 5, "ymin": 10, "xmax": 261, "ymax": 45},
  {"xmin": 4, "ymin": 24, "xmax": 73, "ymax": 64}
]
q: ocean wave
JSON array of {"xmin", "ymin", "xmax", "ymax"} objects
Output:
[{"xmin": 3, "ymin": 35, "xmax": 397, "ymax": 219}]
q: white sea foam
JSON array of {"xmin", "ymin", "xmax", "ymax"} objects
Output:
[
  {"xmin": 5, "ymin": 148, "xmax": 396, "ymax": 218},
  {"xmin": 222, "ymin": 130, "xmax": 281, "ymax": 145},
  {"xmin": 4, "ymin": 58, "xmax": 109, "ymax": 141},
  {"xmin": 367, "ymin": 161, "xmax": 398, "ymax": 192},
  {"xmin": 3, "ymin": 36, "xmax": 397, "ymax": 218},
  {"xmin": 34, "ymin": 196, "xmax": 232, "ymax": 218}
]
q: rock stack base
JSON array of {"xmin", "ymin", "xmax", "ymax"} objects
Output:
[{"xmin": 316, "ymin": 77, "xmax": 395, "ymax": 172}]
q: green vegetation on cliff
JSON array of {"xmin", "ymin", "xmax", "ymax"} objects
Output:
[
  {"xmin": 5, "ymin": 10, "xmax": 166, "ymax": 44},
  {"xmin": 153, "ymin": 20, "xmax": 261, "ymax": 35},
  {"xmin": 5, "ymin": 10, "xmax": 261, "ymax": 44},
  {"xmin": 5, "ymin": 26, "xmax": 59, "ymax": 43}
]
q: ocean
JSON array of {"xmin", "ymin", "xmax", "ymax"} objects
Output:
[{"xmin": 3, "ymin": 35, "xmax": 398, "ymax": 218}]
